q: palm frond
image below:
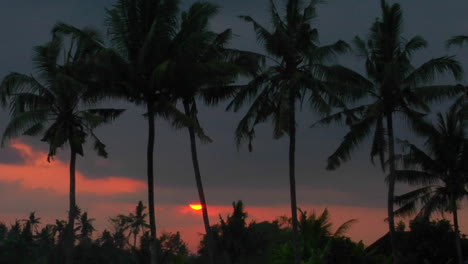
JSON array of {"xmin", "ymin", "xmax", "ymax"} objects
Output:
[
  {"xmin": 370, "ymin": 117, "xmax": 387, "ymax": 169},
  {"xmin": 333, "ymin": 219, "xmax": 357, "ymax": 237},
  {"xmin": 239, "ymin": 15, "xmax": 275, "ymax": 50},
  {"xmin": 327, "ymin": 116, "xmax": 376, "ymax": 170},
  {"xmin": 2, "ymin": 110, "xmax": 50, "ymax": 146},
  {"xmin": 311, "ymin": 40, "xmax": 350, "ymax": 64},
  {"xmin": 403, "ymin": 36, "xmax": 427, "ymax": 56},
  {"xmin": 446, "ymin": 35, "xmax": 468, "ymax": 48},
  {"xmin": 81, "ymin": 109, "xmax": 125, "ymax": 129},
  {"xmin": 412, "ymin": 85, "xmax": 464, "ymax": 103},
  {"xmin": 394, "ymin": 186, "xmax": 433, "ymax": 206},
  {"xmin": 394, "ymin": 170, "xmax": 438, "ymax": 186},
  {"xmin": 405, "ymin": 56, "xmax": 463, "ymax": 86}
]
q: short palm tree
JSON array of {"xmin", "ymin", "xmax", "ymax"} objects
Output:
[
  {"xmin": 76, "ymin": 212, "xmax": 96, "ymax": 242},
  {"xmin": 128, "ymin": 201, "xmax": 149, "ymax": 248},
  {"xmin": 230, "ymin": 1, "xmax": 354, "ymax": 263},
  {"xmin": 0, "ymin": 23, "xmax": 123, "ymax": 264},
  {"xmin": 274, "ymin": 208, "xmax": 357, "ymax": 263},
  {"xmin": 318, "ymin": 1, "xmax": 462, "ymax": 261},
  {"xmin": 393, "ymin": 108, "xmax": 468, "ymax": 264},
  {"xmin": 22, "ymin": 212, "xmax": 41, "ymax": 234}
]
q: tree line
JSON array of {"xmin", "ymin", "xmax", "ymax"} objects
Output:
[
  {"xmin": 0, "ymin": 0, "xmax": 467, "ymax": 263},
  {"xmin": 0, "ymin": 200, "xmax": 464, "ymax": 263}
]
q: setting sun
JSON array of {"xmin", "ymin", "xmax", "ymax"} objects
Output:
[{"xmin": 189, "ymin": 204, "xmax": 203, "ymax": 211}]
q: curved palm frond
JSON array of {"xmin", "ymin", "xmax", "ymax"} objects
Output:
[
  {"xmin": 446, "ymin": 35, "xmax": 468, "ymax": 48},
  {"xmin": 327, "ymin": 116, "xmax": 377, "ymax": 170},
  {"xmin": 404, "ymin": 56, "xmax": 463, "ymax": 86}
]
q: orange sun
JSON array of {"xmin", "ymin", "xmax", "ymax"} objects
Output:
[{"xmin": 189, "ymin": 204, "xmax": 203, "ymax": 211}]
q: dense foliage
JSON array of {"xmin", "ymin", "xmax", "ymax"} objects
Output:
[{"xmin": 1, "ymin": 202, "xmax": 467, "ymax": 263}]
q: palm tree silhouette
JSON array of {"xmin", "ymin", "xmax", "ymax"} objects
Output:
[
  {"xmin": 22, "ymin": 212, "xmax": 41, "ymax": 235},
  {"xmin": 318, "ymin": 1, "xmax": 462, "ymax": 261},
  {"xmin": 231, "ymin": 1, "xmax": 352, "ymax": 262},
  {"xmin": 105, "ymin": 1, "xmax": 240, "ymax": 262},
  {"xmin": 128, "ymin": 201, "xmax": 149, "ymax": 248},
  {"xmin": 105, "ymin": 1, "xmax": 192, "ymax": 262},
  {"xmin": 76, "ymin": 212, "xmax": 96, "ymax": 243},
  {"xmin": 168, "ymin": 3, "xmax": 263, "ymax": 263},
  {"xmin": 0, "ymin": 23, "xmax": 124, "ymax": 264},
  {"xmin": 393, "ymin": 107, "xmax": 468, "ymax": 264}
]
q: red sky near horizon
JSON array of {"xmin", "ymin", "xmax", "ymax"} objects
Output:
[{"xmin": 0, "ymin": 140, "xmax": 467, "ymax": 253}]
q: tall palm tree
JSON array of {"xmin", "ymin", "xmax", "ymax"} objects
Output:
[
  {"xmin": 318, "ymin": 1, "xmax": 462, "ymax": 262},
  {"xmin": 393, "ymin": 108, "xmax": 468, "ymax": 264},
  {"xmin": 230, "ymin": 1, "xmax": 353, "ymax": 263},
  {"xmin": 105, "ymin": 1, "xmax": 211, "ymax": 262},
  {"xmin": 168, "ymin": 3, "xmax": 263, "ymax": 263},
  {"xmin": 0, "ymin": 24, "xmax": 123, "ymax": 264}
]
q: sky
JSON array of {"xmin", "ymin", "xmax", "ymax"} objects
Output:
[{"xmin": 0, "ymin": 0, "xmax": 468, "ymax": 252}]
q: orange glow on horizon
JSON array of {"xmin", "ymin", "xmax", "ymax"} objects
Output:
[
  {"xmin": 0, "ymin": 140, "xmax": 146, "ymax": 195},
  {"xmin": 189, "ymin": 204, "xmax": 203, "ymax": 211}
]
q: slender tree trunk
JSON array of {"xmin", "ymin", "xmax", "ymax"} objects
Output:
[
  {"xmin": 147, "ymin": 105, "xmax": 158, "ymax": 264},
  {"xmin": 289, "ymin": 89, "xmax": 300, "ymax": 264},
  {"xmin": 133, "ymin": 232, "xmax": 137, "ymax": 249},
  {"xmin": 452, "ymin": 200, "xmax": 463, "ymax": 264},
  {"xmin": 386, "ymin": 114, "xmax": 399, "ymax": 264},
  {"xmin": 65, "ymin": 147, "xmax": 77, "ymax": 264},
  {"xmin": 183, "ymin": 100, "xmax": 216, "ymax": 264}
]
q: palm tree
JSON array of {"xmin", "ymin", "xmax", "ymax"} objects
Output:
[
  {"xmin": 317, "ymin": 1, "xmax": 462, "ymax": 262},
  {"xmin": 230, "ymin": 1, "xmax": 353, "ymax": 262},
  {"xmin": 128, "ymin": 201, "xmax": 149, "ymax": 248},
  {"xmin": 393, "ymin": 108, "xmax": 468, "ymax": 264},
  {"xmin": 76, "ymin": 212, "xmax": 96, "ymax": 243},
  {"xmin": 105, "ymin": 2, "xmax": 186, "ymax": 262},
  {"xmin": 0, "ymin": 23, "xmax": 124, "ymax": 264},
  {"xmin": 105, "ymin": 1, "xmax": 233, "ymax": 262},
  {"xmin": 22, "ymin": 212, "xmax": 41, "ymax": 234},
  {"xmin": 109, "ymin": 214, "xmax": 132, "ymax": 248},
  {"xmin": 274, "ymin": 208, "xmax": 357, "ymax": 263},
  {"xmin": 168, "ymin": 3, "xmax": 263, "ymax": 263}
]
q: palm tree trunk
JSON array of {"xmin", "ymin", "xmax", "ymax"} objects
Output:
[
  {"xmin": 386, "ymin": 114, "xmax": 399, "ymax": 264},
  {"xmin": 452, "ymin": 200, "xmax": 463, "ymax": 264},
  {"xmin": 147, "ymin": 104, "xmax": 158, "ymax": 264},
  {"xmin": 183, "ymin": 100, "xmax": 216, "ymax": 264},
  {"xmin": 133, "ymin": 232, "xmax": 137, "ymax": 249},
  {"xmin": 65, "ymin": 146, "xmax": 77, "ymax": 264},
  {"xmin": 289, "ymin": 89, "xmax": 300, "ymax": 264}
]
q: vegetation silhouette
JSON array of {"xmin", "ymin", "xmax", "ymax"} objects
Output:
[
  {"xmin": 317, "ymin": 0, "xmax": 463, "ymax": 261},
  {"xmin": 104, "ymin": 1, "xmax": 210, "ymax": 262},
  {"xmin": 164, "ymin": 2, "xmax": 263, "ymax": 263},
  {"xmin": 0, "ymin": 0, "xmax": 467, "ymax": 263},
  {"xmin": 393, "ymin": 107, "xmax": 468, "ymax": 264},
  {"xmin": 0, "ymin": 23, "xmax": 124, "ymax": 264},
  {"xmin": 0, "ymin": 201, "xmax": 467, "ymax": 263},
  {"xmin": 229, "ymin": 0, "xmax": 362, "ymax": 262},
  {"xmin": 447, "ymin": 35, "xmax": 468, "ymax": 111}
]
